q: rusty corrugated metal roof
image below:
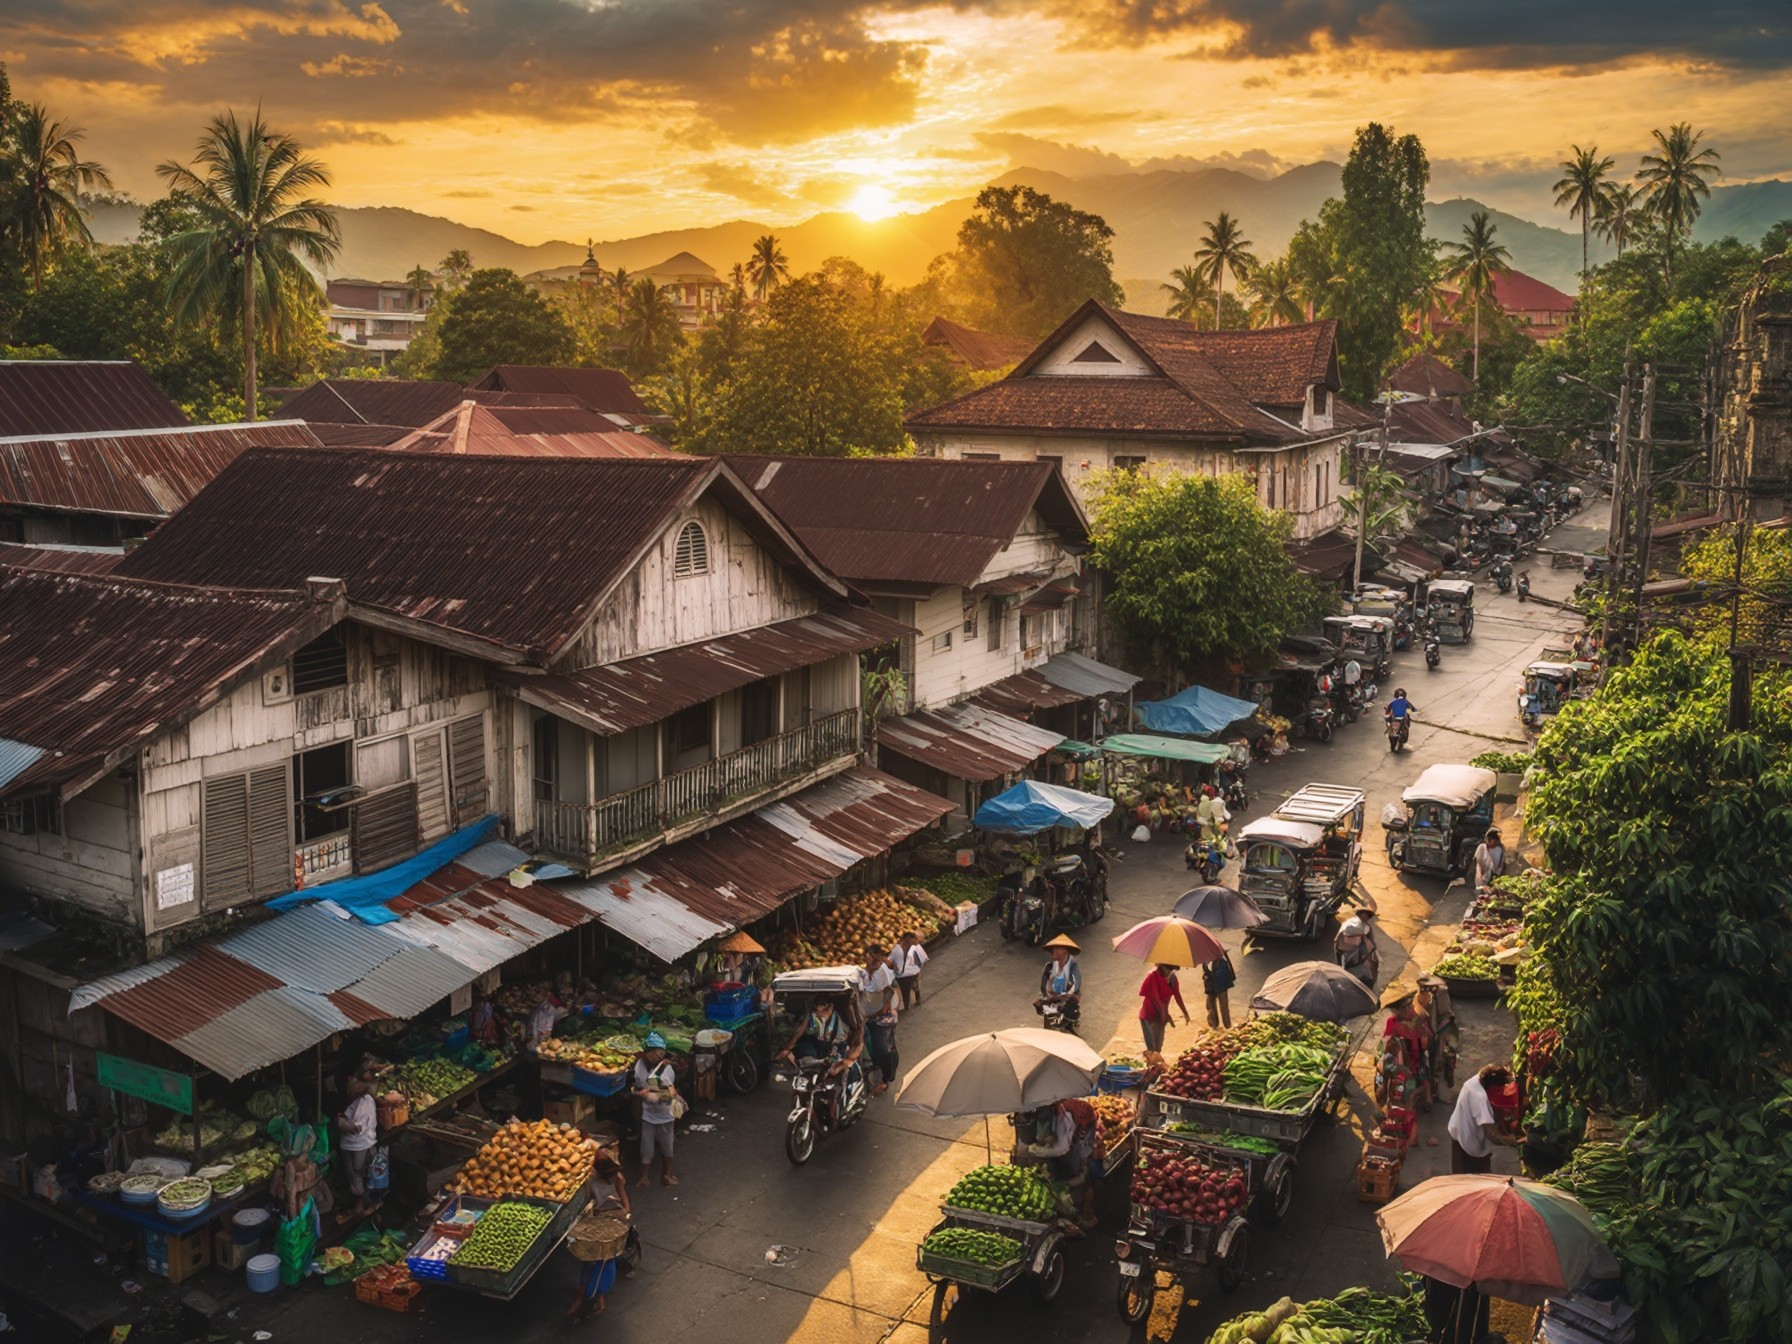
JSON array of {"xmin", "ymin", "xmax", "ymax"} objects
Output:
[
  {"xmin": 0, "ymin": 360, "xmax": 189, "ymax": 436},
  {"xmin": 387, "ymin": 403, "xmax": 680, "ymax": 458},
  {"xmin": 279, "ymin": 379, "xmax": 467, "ymax": 426},
  {"xmin": 505, "ymin": 606, "xmax": 908, "ymax": 736},
  {"xmin": 0, "ymin": 543, "xmax": 122, "ymax": 574},
  {"xmin": 876, "ymin": 702, "xmax": 1065, "ymax": 782},
  {"xmin": 469, "ymin": 365, "xmax": 650, "ymax": 418},
  {"xmin": 0, "ymin": 421, "xmax": 319, "ymax": 519},
  {"xmin": 972, "ymin": 670, "xmax": 1085, "ymax": 718}
]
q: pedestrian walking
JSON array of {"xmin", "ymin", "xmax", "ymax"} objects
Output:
[
  {"xmin": 564, "ymin": 1151, "xmax": 631, "ymax": 1321},
  {"xmin": 632, "ymin": 1034, "xmax": 679, "ymax": 1187},
  {"xmin": 889, "ymin": 930, "xmax": 928, "ymax": 1008},
  {"xmin": 1472, "ymin": 828, "xmax": 1506, "ymax": 896},
  {"xmin": 858, "ymin": 943, "xmax": 899, "ymax": 1095},
  {"xmin": 1447, "ymin": 1064, "xmax": 1518, "ymax": 1174},
  {"xmin": 1138, "ymin": 963, "xmax": 1189, "ymax": 1054},
  {"xmin": 1333, "ymin": 906, "xmax": 1380, "ymax": 989},
  {"xmin": 1200, "ymin": 948, "xmax": 1236, "ymax": 1028}
]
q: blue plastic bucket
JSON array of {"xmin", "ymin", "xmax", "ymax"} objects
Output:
[{"xmin": 246, "ymin": 1253, "xmax": 281, "ymax": 1293}]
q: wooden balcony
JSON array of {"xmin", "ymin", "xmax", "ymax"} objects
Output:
[{"xmin": 533, "ymin": 709, "xmax": 860, "ymax": 871}]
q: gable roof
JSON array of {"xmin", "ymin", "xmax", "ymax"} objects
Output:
[
  {"xmin": 908, "ymin": 302, "xmax": 1339, "ymax": 444},
  {"xmin": 388, "ymin": 403, "xmax": 681, "ymax": 458},
  {"xmin": 467, "ymin": 366, "xmax": 650, "ymax": 419},
  {"xmin": 0, "ymin": 569, "xmax": 343, "ymax": 800},
  {"xmin": 116, "ymin": 450, "xmax": 844, "ymax": 663},
  {"xmin": 278, "ymin": 380, "xmax": 588, "ymax": 429},
  {"xmin": 1389, "ymin": 352, "xmax": 1475, "ymax": 400},
  {"xmin": 922, "ymin": 317, "xmax": 1033, "ymax": 372},
  {"xmin": 1492, "ymin": 269, "xmax": 1575, "ymax": 313},
  {"xmin": 0, "ymin": 360, "xmax": 189, "ymax": 437},
  {"xmin": 0, "ymin": 420, "xmax": 320, "ymax": 520},
  {"xmin": 727, "ymin": 455, "xmax": 1087, "ymax": 590}
]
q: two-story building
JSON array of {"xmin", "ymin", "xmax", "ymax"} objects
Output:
[
  {"xmin": 325, "ymin": 277, "xmax": 433, "ymax": 367},
  {"xmin": 906, "ymin": 301, "xmax": 1358, "ymax": 543}
]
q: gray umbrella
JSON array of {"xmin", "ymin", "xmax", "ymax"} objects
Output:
[
  {"xmin": 1251, "ymin": 960, "xmax": 1379, "ymax": 1022},
  {"xmin": 1171, "ymin": 885, "xmax": 1268, "ymax": 929}
]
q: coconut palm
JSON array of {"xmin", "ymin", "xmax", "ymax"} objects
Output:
[
  {"xmin": 1161, "ymin": 265, "xmax": 1206, "ymax": 322},
  {"xmin": 1553, "ymin": 145, "xmax": 1615, "ymax": 280},
  {"xmin": 747, "ymin": 234, "xmax": 789, "ymax": 301},
  {"xmin": 9, "ymin": 103, "xmax": 113, "ymax": 292},
  {"xmin": 1594, "ymin": 182, "xmax": 1641, "ymax": 257},
  {"xmin": 620, "ymin": 277, "xmax": 683, "ymax": 374},
  {"xmin": 1638, "ymin": 123, "xmax": 1720, "ymax": 282},
  {"xmin": 1442, "ymin": 210, "xmax": 1511, "ymax": 382},
  {"xmin": 404, "ymin": 262, "xmax": 433, "ymax": 310},
  {"xmin": 1246, "ymin": 258, "xmax": 1303, "ymax": 327},
  {"xmin": 156, "ymin": 110, "xmax": 339, "ymax": 420},
  {"xmin": 608, "ymin": 266, "xmax": 632, "ymax": 327},
  {"xmin": 1192, "ymin": 211, "xmax": 1257, "ymax": 327},
  {"xmin": 729, "ymin": 261, "xmax": 748, "ymax": 294}
]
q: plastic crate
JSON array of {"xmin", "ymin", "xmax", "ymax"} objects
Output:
[
  {"xmin": 916, "ymin": 1243, "xmax": 1024, "ymax": 1289},
  {"xmin": 571, "ymin": 1067, "xmax": 628, "ymax": 1098},
  {"xmin": 406, "ymin": 1230, "xmax": 460, "ymax": 1281},
  {"xmin": 1099, "ymin": 1068, "xmax": 1142, "ymax": 1094},
  {"xmin": 705, "ymin": 986, "xmax": 757, "ymax": 1021},
  {"xmin": 356, "ymin": 1268, "xmax": 425, "ymax": 1312}
]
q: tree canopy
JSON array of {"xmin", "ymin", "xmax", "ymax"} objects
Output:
[
  {"xmin": 1086, "ymin": 470, "xmax": 1325, "ymax": 677},
  {"xmin": 426, "ymin": 266, "xmax": 575, "ymax": 383},
  {"xmin": 947, "ymin": 184, "xmax": 1123, "ymax": 339}
]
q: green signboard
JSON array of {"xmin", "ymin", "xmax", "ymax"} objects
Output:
[{"xmin": 97, "ymin": 1052, "xmax": 193, "ymax": 1115}]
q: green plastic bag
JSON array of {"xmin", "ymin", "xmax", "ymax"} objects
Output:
[{"xmin": 276, "ymin": 1196, "xmax": 317, "ymax": 1287}]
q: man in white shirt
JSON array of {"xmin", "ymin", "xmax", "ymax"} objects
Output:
[
  {"xmin": 858, "ymin": 944, "xmax": 899, "ymax": 1096},
  {"xmin": 1447, "ymin": 1064, "xmax": 1517, "ymax": 1173},
  {"xmin": 889, "ymin": 932, "xmax": 928, "ymax": 1009},
  {"xmin": 336, "ymin": 1079, "xmax": 379, "ymax": 1220}
]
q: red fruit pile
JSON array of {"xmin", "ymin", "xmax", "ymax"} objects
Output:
[
  {"xmin": 1155, "ymin": 1043, "xmax": 1239, "ymax": 1100},
  {"xmin": 1130, "ymin": 1152, "xmax": 1248, "ymax": 1225}
]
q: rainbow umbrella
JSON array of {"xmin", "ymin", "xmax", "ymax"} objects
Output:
[
  {"xmin": 1375, "ymin": 1174, "xmax": 1619, "ymax": 1305},
  {"xmin": 1110, "ymin": 916, "xmax": 1225, "ymax": 967}
]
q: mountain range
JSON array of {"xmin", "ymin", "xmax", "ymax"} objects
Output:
[{"xmin": 85, "ymin": 166, "xmax": 1792, "ymax": 307}]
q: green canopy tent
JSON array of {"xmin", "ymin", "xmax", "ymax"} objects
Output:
[{"xmin": 1098, "ymin": 734, "xmax": 1230, "ymax": 764}]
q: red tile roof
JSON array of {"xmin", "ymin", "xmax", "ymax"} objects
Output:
[
  {"xmin": 1492, "ymin": 269, "xmax": 1575, "ymax": 313},
  {"xmin": 1389, "ymin": 352, "xmax": 1475, "ymax": 399},
  {"xmin": 1107, "ymin": 311, "xmax": 1341, "ymax": 406},
  {"xmin": 0, "ymin": 569, "xmax": 343, "ymax": 799},
  {"xmin": 0, "ymin": 420, "xmax": 319, "ymax": 520},
  {"xmin": 922, "ymin": 317, "xmax": 1033, "ymax": 372},
  {"xmin": 467, "ymin": 365, "xmax": 650, "ymax": 418},
  {"xmin": 0, "ymin": 361, "xmax": 188, "ymax": 437},
  {"xmin": 726, "ymin": 455, "xmax": 1087, "ymax": 589}
]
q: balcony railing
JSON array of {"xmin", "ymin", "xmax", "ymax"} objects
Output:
[{"xmin": 533, "ymin": 708, "xmax": 860, "ymax": 868}]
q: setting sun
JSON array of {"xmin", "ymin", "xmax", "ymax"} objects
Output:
[{"xmin": 849, "ymin": 182, "xmax": 899, "ymax": 221}]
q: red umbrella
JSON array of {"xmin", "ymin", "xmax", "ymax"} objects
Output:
[{"xmin": 1376, "ymin": 1174, "xmax": 1618, "ymax": 1305}]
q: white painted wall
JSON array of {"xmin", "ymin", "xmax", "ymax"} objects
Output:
[{"xmin": 1030, "ymin": 314, "xmax": 1153, "ymax": 377}]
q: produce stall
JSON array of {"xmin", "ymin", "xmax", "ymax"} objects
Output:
[
  {"xmin": 1202, "ymin": 1285, "xmax": 1429, "ymax": 1343},
  {"xmin": 917, "ymin": 1164, "xmax": 1072, "ymax": 1342},
  {"xmin": 1117, "ymin": 1131, "xmax": 1255, "ymax": 1319},
  {"xmin": 766, "ymin": 885, "xmax": 960, "ymax": 971}
]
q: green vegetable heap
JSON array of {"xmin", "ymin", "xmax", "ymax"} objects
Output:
[
  {"xmin": 921, "ymin": 1227, "xmax": 1023, "ymax": 1268},
  {"xmin": 1164, "ymin": 1125, "xmax": 1281, "ymax": 1156},
  {"xmin": 943, "ymin": 1164, "xmax": 1056, "ymax": 1222},
  {"xmin": 391, "ymin": 1057, "xmax": 479, "ymax": 1106},
  {"xmin": 1229, "ymin": 1012, "xmax": 1348, "ymax": 1052},
  {"xmin": 1540, "ymin": 1141, "xmax": 1632, "ymax": 1229},
  {"xmin": 1222, "ymin": 1044, "xmax": 1334, "ymax": 1111},
  {"xmin": 447, "ymin": 1201, "xmax": 554, "ymax": 1272},
  {"xmin": 1430, "ymin": 951, "xmax": 1499, "ymax": 981},
  {"xmin": 1206, "ymin": 1286, "xmax": 1427, "ymax": 1344}
]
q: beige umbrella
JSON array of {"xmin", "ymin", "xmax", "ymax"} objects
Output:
[{"xmin": 895, "ymin": 1028, "xmax": 1103, "ymax": 1118}]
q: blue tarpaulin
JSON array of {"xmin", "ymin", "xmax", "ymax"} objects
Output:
[
  {"xmin": 974, "ymin": 781, "xmax": 1115, "ymax": 835},
  {"xmin": 265, "ymin": 814, "xmax": 502, "ymax": 924},
  {"xmin": 1134, "ymin": 685, "xmax": 1262, "ymax": 740}
]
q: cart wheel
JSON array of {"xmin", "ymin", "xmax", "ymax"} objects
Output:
[
  {"xmin": 1317, "ymin": 722, "xmax": 1333, "ymax": 744},
  {"xmin": 726, "ymin": 1046, "xmax": 760, "ymax": 1094},
  {"xmin": 1217, "ymin": 1224, "xmax": 1249, "ymax": 1292},
  {"xmin": 1030, "ymin": 1246, "xmax": 1066, "ymax": 1304},
  {"xmin": 1116, "ymin": 1266, "xmax": 1154, "ymax": 1325},
  {"xmin": 1254, "ymin": 1160, "xmax": 1294, "ymax": 1226},
  {"xmin": 928, "ymin": 1280, "xmax": 961, "ymax": 1344}
]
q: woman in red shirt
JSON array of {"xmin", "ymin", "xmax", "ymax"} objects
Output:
[{"xmin": 1138, "ymin": 964, "xmax": 1190, "ymax": 1054}]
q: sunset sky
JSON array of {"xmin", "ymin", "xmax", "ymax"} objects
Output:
[{"xmin": 2, "ymin": 1, "xmax": 1787, "ymax": 241}]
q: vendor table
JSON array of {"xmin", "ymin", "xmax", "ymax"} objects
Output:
[{"xmin": 74, "ymin": 1186, "xmax": 258, "ymax": 1237}]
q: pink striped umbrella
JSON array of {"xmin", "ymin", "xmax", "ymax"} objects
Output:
[
  {"xmin": 1375, "ymin": 1174, "xmax": 1618, "ymax": 1305},
  {"xmin": 1109, "ymin": 916, "xmax": 1225, "ymax": 967}
]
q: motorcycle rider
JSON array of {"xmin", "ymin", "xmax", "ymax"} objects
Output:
[
  {"xmin": 1034, "ymin": 934, "xmax": 1083, "ymax": 1026},
  {"xmin": 1217, "ymin": 755, "xmax": 1248, "ymax": 810},
  {"xmin": 1385, "ymin": 688, "xmax": 1418, "ymax": 747},
  {"xmin": 775, "ymin": 996, "xmax": 865, "ymax": 1125}
]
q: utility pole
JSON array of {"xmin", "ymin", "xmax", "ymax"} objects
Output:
[
  {"xmin": 1351, "ymin": 409, "xmax": 1390, "ymax": 596},
  {"xmin": 1599, "ymin": 363, "xmax": 1634, "ymax": 658},
  {"xmin": 1627, "ymin": 364, "xmax": 1658, "ymax": 643}
]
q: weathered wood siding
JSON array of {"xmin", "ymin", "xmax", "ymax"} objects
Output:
[{"xmin": 0, "ymin": 775, "xmax": 136, "ymax": 924}]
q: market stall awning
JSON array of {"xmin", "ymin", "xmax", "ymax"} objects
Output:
[
  {"xmin": 1133, "ymin": 684, "xmax": 1262, "ymax": 740},
  {"xmin": 503, "ymin": 605, "xmax": 909, "ymax": 737},
  {"xmin": 1098, "ymin": 733, "xmax": 1230, "ymax": 764},
  {"xmin": 876, "ymin": 701, "xmax": 1065, "ymax": 782},
  {"xmin": 972, "ymin": 668, "xmax": 1085, "ymax": 718},
  {"xmin": 974, "ymin": 780, "xmax": 1114, "ymax": 834},
  {"xmin": 1034, "ymin": 651, "xmax": 1140, "ymax": 699}
]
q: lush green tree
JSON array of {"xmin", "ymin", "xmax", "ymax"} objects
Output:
[
  {"xmin": 1192, "ymin": 211, "xmax": 1256, "ymax": 327},
  {"xmin": 157, "ymin": 110, "xmax": 339, "ymax": 419},
  {"xmin": 607, "ymin": 266, "xmax": 631, "ymax": 327},
  {"xmin": 1638, "ymin": 123, "xmax": 1720, "ymax": 282},
  {"xmin": 427, "ymin": 267, "xmax": 575, "ymax": 383},
  {"xmin": 1285, "ymin": 218, "xmax": 1339, "ymax": 321},
  {"xmin": 1593, "ymin": 181, "xmax": 1641, "ymax": 258},
  {"xmin": 404, "ymin": 263, "xmax": 433, "ymax": 310},
  {"xmin": 5, "ymin": 102, "xmax": 112, "ymax": 292},
  {"xmin": 951, "ymin": 184, "xmax": 1124, "ymax": 338},
  {"xmin": 619, "ymin": 276, "xmax": 683, "ymax": 376},
  {"xmin": 1442, "ymin": 209, "xmax": 1511, "ymax": 382},
  {"xmin": 640, "ymin": 339, "xmax": 713, "ymax": 447},
  {"xmin": 1761, "ymin": 218, "xmax": 1792, "ymax": 258},
  {"xmin": 1162, "ymin": 263, "xmax": 1205, "ymax": 322},
  {"xmin": 747, "ymin": 234, "xmax": 788, "ymax": 302},
  {"xmin": 1086, "ymin": 470, "xmax": 1325, "ymax": 678},
  {"xmin": 1246, "ymin": 258, "xmax": 1303, "ymax": 327},
  {"xmin": 1552, "ymin": 145, "xmax": 1616, "ymax": 281},
  {"xmin": 1680, "ymin": 523, "xmax": 1792, "ymax": 650},
  {"xmin": 438, "ymin": 248, "xmax": 473, "ymax": 290}
]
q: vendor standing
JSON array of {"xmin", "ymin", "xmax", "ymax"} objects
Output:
[
  {"xmin": 1024, "ymin": 1096, "xmax": 1099, "ymax": 1230},
  {"xmin": 632, "ymin": 1034, "xmax": 680, "ymax": 1188},
  {"xmin": 1334, "ymin": 907, "xmax": 1380, "ymax": 988},
  {"xmin": 563, "ymin": 1150, "xmax": 632, "ymax": 1322},
  {"xmin": 335, "ymin": 1080, "xmax": 379, "ymax": 1223},
  {"xmin": 1447, "ymin": 1063, "xmax": 1519, "ymax": 1173}
]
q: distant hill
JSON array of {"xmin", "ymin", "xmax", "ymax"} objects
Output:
[{"xmin": 83, "ymin": 171, "xmax": 1791, "ymax": 300}]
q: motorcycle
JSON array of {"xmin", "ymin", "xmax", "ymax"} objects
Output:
[
  {"xmin": 1392, "ymin": 611, "xmax": 1414, "ymax": 651},
  {"xmin": 1385, "ymin": 713, "xmax": 1412, "ymax": 752},
  {"xmin": 1217, "ymin": 764, "xmax": 1250, "ymax": 815},
  {"xmin": 1294, "ymin": 696, "xmax": 1336, "ymax": 744},
  {"xmin": 1184, "ymin": 837, "xmax": 1225, "ymax": 884},
  {"xmin": 1424, "ymin": 636, "xmax": 1441, "ymax": 670},
  {"xmin": 1516, "ymin": 572, "xmax": 1531, "ymax": 602},
  {"xmin": 998, "ymin": 876, "xmax": 1049, "ymax": 946},
  {"xmin": 1037, "ymin": 996, "xmax": 1081, "ymax": 1035},
  {"xmin": 780, "ymin": 1056, "xmax": 870, "ymax": 1166},
  {"xmin": 1492, "ymin": 560, "xmax": 1513, "ymax": 594}
]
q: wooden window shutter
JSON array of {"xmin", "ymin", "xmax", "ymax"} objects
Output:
[
  {"xmin": 247, "ymin": 764, "xmax": 291, "ymax": 897},
  {"xmin": 354, "ymin": 783, "xmax": 420, "ymax": 873},
  {"xmin": 414, "ymin": 731, "xmax": 449, "ymax": 843},
  {"xmin": 448, "ymin": 715, "xmax": 487, "ymax": 826},
  {"xmin": 201, "ymin": 774, "xmax": 251, "ymax": 905}
]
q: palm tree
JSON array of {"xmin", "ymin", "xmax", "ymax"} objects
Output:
[
  {"xmin": 608, "ymin": 266, "xmax": 631, "ymax": 327},
  {"xmin": 620, "ymin": 277, "xmax": 682, "ymax": 373},
  {"xmin": 1406, "ymin": 254, "xmax": 1452, "ymax": 338},
  {"xmin": 10, "ymin": 103, "xmax": 113, "ymax": 291},
  {"xmin": 1442, "ymin": 210, "xmax": 1511, "ymax": 382},
  {"xmin": 1552, "ymin": 145, "xmax": 1615, "ymax": 280},
  {"xmin": 157, "ymin": 110, "xmax": 339, "ymax": 420},
  {"xmin": 729, "ymin": 262, "xmax": 748, "ymax": 295},
  {"xmin": 1638, "ymin": 123, "xmax": 1720, "ymax": 282},
  {"xmin": 1161, "ymin": 265, "xmax": 1206, "ymax": 322},
  {"xmin": 1192, "ymin": 211, "xmax": 1257, "ymax": 327},
  {"xmin": 747, "ymin": 234, "xmax": 788, "ymax": 301},
  {"xmin": 438, "ymin": 248, "xmax": 473, "ymax": 289},
  {"xmin": 1594, "ymin": 183, "xmax": 1641, "ymax": 257},
  {"xmin": 404, "ymin": 262, "xmax": 433, "ymax": 311},
  {"xmin": 1246, "ymin": 259, "xmax": 1303, "ymax": 327}
]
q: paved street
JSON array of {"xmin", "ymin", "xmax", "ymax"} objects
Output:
[{"xmin": 209, "ymin": 510, "xmax": 1600, "ymax": 1344}]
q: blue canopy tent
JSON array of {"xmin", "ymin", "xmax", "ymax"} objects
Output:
[
  {"xmin": 1133, "ymin": 684, "xmax": 1263, "ymax": 740},
  {"xmin": 974, "ymin": 781, "xmax": 1115, "ymax": 835}
]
